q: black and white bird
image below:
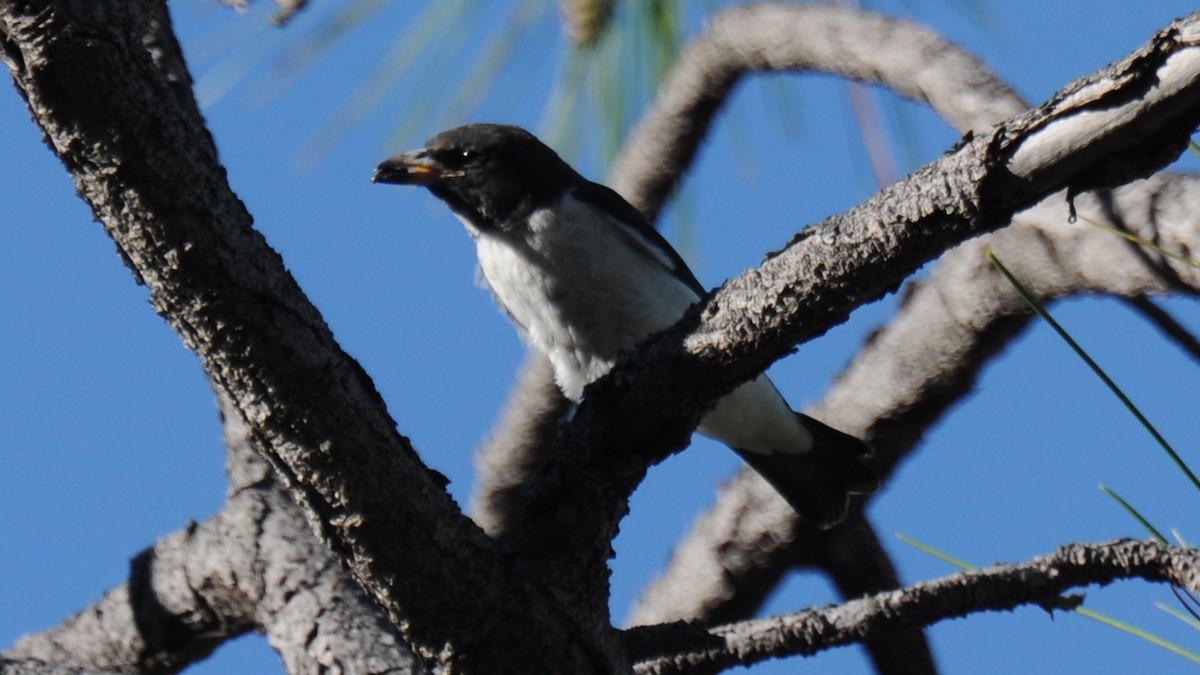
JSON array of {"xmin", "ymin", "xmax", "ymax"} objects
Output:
[{"xmin": 373, "ymin": 123, "xmax": 875, "ymax": 527}]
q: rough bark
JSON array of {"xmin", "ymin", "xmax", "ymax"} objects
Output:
[
  {"xmin": 4, "ymin": 1, "xmax": 1200, "ymax": 673},
  {"xmin": 503, "ymin": 8, "xmax": 1200, "ymax": 620},
  {"xmin": 631, "ymin": 174, "xmax": 1200, "ymax": 633},
  {"xmin": 0, "ymin": 1, "xmax": 612, "ymax": 672},
  {"xmin": 628, "ymin": 539, "xmax": 1200, "ymax": 674},
  {"xmin": 473, "ymin": 2, "xmax": 1029, "ymax": 547},
  {"xmin": 7, "ymin": 400, "xmax": 418, "ymax": 675},
  {"xmin": 470, "ymin": 353, "xmax": 571, "ymax": 537},
  {"xmin": 625, "ymin": 3, "xmax": 1200, "ymax": 646},
  {"xmin": 611, "ymin": 3, "xmax": 1027, "ymax": 223}
]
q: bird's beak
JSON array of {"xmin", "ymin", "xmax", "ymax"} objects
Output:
[{"xmin": 372, "ymin": 151, "xmax": 442, "ymax": 186}]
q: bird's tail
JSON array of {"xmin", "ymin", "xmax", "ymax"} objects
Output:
[{"xmin": 734, "ymin": 414, "xmax": 877, "ymax": 528}]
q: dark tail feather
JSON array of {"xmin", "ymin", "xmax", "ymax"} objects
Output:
[{"xmin": 734, "ymin": 414, "xmax": 877, "ymax": 529}]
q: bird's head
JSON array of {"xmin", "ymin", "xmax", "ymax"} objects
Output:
[{"xmin": 373, "ymin": 123, "xmax": 577, "ymax": 231}]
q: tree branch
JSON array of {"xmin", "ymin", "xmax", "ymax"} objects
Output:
[
  {"xmin": 5, "ymin": 395, "xmax": 420, "ymax": 674},
  {"xmin": 629, "ymin": 539, "xmax": 1199, "ymax": 673},
  {"xmin": 509, "ymin": 8, "xmax": 1200, "ymax": 600},
  {"xmin": 0, "ymin": 661, "xmax": 95, "ymax": 675},
  {"xmin": 470, "ymin": 354, "xmax": 571, "ymax": 537},
  {"xmin": 629, "ymin": 508, "xmax": 936, "ymax": 671},
  {"xmin": 611, "ymin": 3, "xmax": 1027, "ymax": 222},
  {"xmin": 1124, "ymin": 295, "xmax": 1200, "ymax": 362},
  {"xmin": 7, "ymin": 2, "xmax": 1200, "ymax": 673},
  {"xmin": 633, "ymin": 171, "xmax": 1200, "ymax": 628},
  {"xmin": 626, "ymin": 3, "xmax": 1200, "ymax": 639},
  {"xmin": 0, "ymin": 1, "xmax": 611, "ymax": 671},
  {"xmin": 474, "ymin": 1, "xmax": 1031, "ymax": 567}
]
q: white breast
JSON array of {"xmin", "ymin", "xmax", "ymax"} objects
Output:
[
  {"xmin": 467, "ymin": 192, "xmax": 809, "ymax": 454},
  {"xmin": 473, "ymin": 194, "xmax": 699, "ymax": 400}
]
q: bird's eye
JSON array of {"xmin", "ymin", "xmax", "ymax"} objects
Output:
[{"xmin": 435, "ymin": 148, "xmax": 479, "ymax": 171}]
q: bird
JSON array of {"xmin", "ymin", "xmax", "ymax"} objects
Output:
[{"xmin": 373, "ymin": 123, "xmax": 876, "ymax": 528}]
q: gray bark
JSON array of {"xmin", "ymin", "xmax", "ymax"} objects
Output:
[
  {"xmin": 629, "ymin": 539, "xmax": 1200, "ymax": 674},
  {"xmin": 7, "ymin": 396, "xmax": 419, "ymax": 674},
  {"xmin": 625, "ymin": 4, "xmax": 1200, "ymax": 654},
  {"xmin": 0, "ymin": 1, "xmax": 609, "ymax": 672},
  {"xmin": 631, "ymin": 173, "xmax": 1200, "ymax": 628},
  {"xmin": 3, "ymin": 2, "xmax": 1200, "ymax": 673}
]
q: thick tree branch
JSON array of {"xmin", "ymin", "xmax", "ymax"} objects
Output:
[
  {"xmin": 625, "ymin": 3, "xmax": 1200, "ymax": 637},
  {"xmin": 612, "ymin": 3, "xmax": 1027, "ymax": 222},
  {"xmin": 633, "ymin": 172, "xmax": 1200, "ymax": 628},
  {"xmin": 0, "ymin": 661, "xmax": 94, "ymax": 675},
  {"xmin": 7, "ymin": 2, "xmax": 1200, "ymax": 673},
  {"xmin": 5, "ymin": 397, "xmax": 419, "ymax": 674},
  {"xmin": 470, "ymin": 354, "xmax": 571, "ymax": 537},
  {"xmin": 1124, "ymin": 295, "xmax": 1200, "ymax": 361},
  {"xmin": 0, "ymin": 1, "xmax": 612, "ymax": 672},
  {"xmin": 6, "ymin": 504, "xmax": 255, "ymax": 673},
  {"xmin": 509, "ymin": 9, "xmax": 1200, "ymax": 598},
  {"xmin": 628, "ymin": 539, "xmax": 1199, "ymax": 673},
  {"xmin": 474, "ymin": 1, "xmax": 1030, "ymax": 558}
]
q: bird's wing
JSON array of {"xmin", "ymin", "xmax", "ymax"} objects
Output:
[{"xmin": 570, "ymin": 181, "xmax": 707, "ymax": 296}]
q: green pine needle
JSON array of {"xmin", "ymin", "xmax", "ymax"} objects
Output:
[
  {"xmin": 1156, "ymin": 601, "xmax": 1200, "ymax": 631},
  {"xmin": 1078, "ymin": 214, "xmax": 1200, "ymax": 270},
  {"xmin": 1075, "ymin": 606, "xmax": 1200, "ymax": 663},
  {"xmin": 1171, "ymin": 529, "xmax": 1191, "ymax": 548},
  {"xmin": 1100, "ymin": 484, "xmax": 1169, "ymax": 544},
  {"xmin": 899, "ymin": 533, "xmax": 1200, "ymax": 664},
  {"xmin": 895, "ymin": 533, "xmax": 976, "ymax": 571},
  {"xmin": 986, "ymin": 251, "xmax": 1200, "ymax": 494}
]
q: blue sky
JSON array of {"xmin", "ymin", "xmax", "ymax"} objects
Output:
[{"xmin": 3, "ymin": 1, "xmax": 1200, "ymax": 673}]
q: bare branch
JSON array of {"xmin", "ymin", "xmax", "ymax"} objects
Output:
[
  {"xmin": 220, "ymin": 399, "xmax": 423, "ymax": 675},
  {"xmin": 5, "ymin": 397, "xmax": 419, "ymax": 675},
  {"xmin": 611, "ymin": 3, "xmax": 1027, "ymax": 220},
  {"xmin": 630, "ymin": 539, "xmax": 1199, "ymax": 673},
  {"xmin": 627, "ymin": 504, "xmax": 936, "ymax": 670},
  {"xmin": 0, "ymin": 1, "xmax": 610, "ymax": 671},
  {"xmin": 475, "ymin": 2, "xmax": 1029, "ymax": 556},
  {"xmin": 1124, "ymin": 295, "xmax": 1200, "ymax": 362},
  {"xmin": 0, "ymin": 661, "xmax": 95, "ymax": 675},
  {"xmin": 635, "ymin": 172, "xmax": 1200, "ymax": 627},
  {"xmin": 629, "ymin": 4, "xmax": 1200, "ymax": 633},
  {"xmin": 509, "ymin": 10, "xmax": 1200, "ymax": 596},
  {"xmin": 470, "ymin": 354, "xmax": 571, "ymax": 537},
  {"xmin": 6, "ymin": 510, "xmax": 254, "ymax": 673}
]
